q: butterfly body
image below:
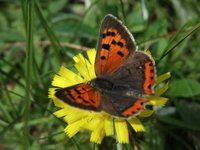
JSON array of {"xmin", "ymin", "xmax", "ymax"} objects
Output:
[{"xmin": 55, "ymin": 14, "xmax": 156, "ymax": 118}]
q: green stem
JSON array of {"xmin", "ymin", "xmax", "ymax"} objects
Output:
[{"xmin": 21, "ymin": 0, "xmax": 34, "ymax": 149}]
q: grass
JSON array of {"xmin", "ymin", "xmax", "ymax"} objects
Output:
[{"xmin": 0, "ymin": 0, "xmax": 200, "ymax": 149}]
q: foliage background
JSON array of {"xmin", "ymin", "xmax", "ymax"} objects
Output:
[{"xmin": 0, "ymin": 0, "xmax": 199, "ymax": 149}]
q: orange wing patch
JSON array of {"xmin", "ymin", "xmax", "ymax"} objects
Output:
[
  {"xmin": 143, "ymin": 62, "xmax": 156, "ymax": 94},
  {"xmin": 96, "ymin": 28, "xmax": 129, "ymax": 75},
  {"xmin": 122, "ymin": 99, "xmax": 146, "ymax": 117},
  {"xmin": 55, "ymin": 84, "xmax": 101, "ymax": 110}
]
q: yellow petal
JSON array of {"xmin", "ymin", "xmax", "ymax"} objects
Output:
[
  {"xmin": 52, "ymin": 75, "xmax": 75, "ymax": 88},
  {"xmin": 54, "ymin": 109, "xmax": 68, "ymax": 118},
  {"xmin": 90, "ymin": 124, "xmax": 105, "ymax": 144},
  {"xmin": 73, "ymin": 53, "xmax": 85, "ymax": 63},
  {"xmin": 139, "ymin": 109, "xmax": 155, "ymax": 117},
  {"xmin": 155, "ymin": 82, "xmax": 169, "ymax": 96},
  {"xmin": 82, "ymin": 115, "xmax": 102, "ymax": 131},
  {"xmin": 148, "ymin": 96, "xmax": 168, "ymax": 106},
  {"xmin": 63, "ymin": 109, "xmax": 88, "ymax": 124},
  {"xmin": 115, "ymin": 120, "xmax": 129, "ymax": 143},
  {"xmin": 74, "ymin": 62, "xmax": 90, "ymax": 81},
  {"xmin": 87, "ymin": 48, "xmax": 96, "ymax": 64},
  {"xmin": 52, "ymin": 98, "xmax": 67, "ymax": 108},
  {"xmin": 58, "ymin": 66, "xmax": 83, "ymax": 83},
  {"xmin": 48, "ymin": 88, "xmax": 57, "ymax": 99},
  {"xmin": 128, "ymin": 117, "xmax": 145, "ymax": 132},
  {"xmin": 144, "ymin": 49, "xmax": 152, "ymax": 55},
  {"xmin": 64, "ymin": 118, "xmax": 87, "ymax": 138},
  {"xmin": 104, "ymin": 118, "xmax": 114, "ymax": 136},
  {"xmin": 156, "ymin": 72, "xmax": 171, "ymax": 85}
]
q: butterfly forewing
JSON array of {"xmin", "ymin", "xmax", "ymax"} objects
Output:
[{"xmin": 95, "ymin": 14, "xmax": 137, "ymax": 76}]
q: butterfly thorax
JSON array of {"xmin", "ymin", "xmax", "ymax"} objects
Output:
[{"xmin": 89, "ymin": 77, "xmax": 114, "ymax": 92}]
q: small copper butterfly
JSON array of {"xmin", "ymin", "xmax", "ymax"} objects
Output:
[{"xmin": 55, "ymin": 14, "xmax": 156, "ymax": 118}]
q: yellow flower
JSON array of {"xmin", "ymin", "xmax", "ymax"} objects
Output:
[{"xmin": 48, "ymin": 48, "xmax": 171, "ymax": 144}]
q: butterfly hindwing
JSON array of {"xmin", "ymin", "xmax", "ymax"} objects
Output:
[
  {"xmin": 55, "ymin": 83, "xmax": 101, "ymax": 111},
  {"xmin": 107, "ymin": 51, "xmax": 156, "ymax": 95},
  {"xmin": 95, "ymin": 14, "xmax": 136, "ymax": 76},
  {"xmin": 101, "ymin": 93, "xmax": 147, "ymax": 118}
]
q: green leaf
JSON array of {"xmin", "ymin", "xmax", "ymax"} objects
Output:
[
  {"xmin": 167, "ymin": 79, "xmax": 200, "ymax": 97},
  {"xmin": 176, "ymin": 101, "xmax": 200, "ymax": 128}
]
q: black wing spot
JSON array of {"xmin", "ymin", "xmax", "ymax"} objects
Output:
[
  {"xmin": 117, "ymin": 51, "xmax": 124, "ymax": 57},
  {"xmin": 148, "ymin": 84, "xmax": 152, "ymax": 89},
  {"xmin": 74, "ymin": 88, "xmax": 81, "ymax": 94},
  {"xmin": 117, "ymin": 41, "xmax": 124, "ymax": 47},
  {"xmin": 136, "ymin": 107, "xmax": 140, "ymax": 110},
  {"xmin": 150, "ymin": 76, "xmax": 154, "ymax": 80},
  {"xmin": 149, "ymin": 63, "xmax": 153, "ymax": 66},
  {"xmin": 150, "ymin": 69, "xmax": 154, "ymax": 73},
  {"xmin": 83, "ymin": 99, "xmax": 89, "ymax": 104},
  {"xmin": 102, "ymin": 44, "xmax": 110, "ymax": 50},
  {"xmin": 131, "ymin": 110, "xmax": 136, "ymax": 113},
  {"xmin": 111, "ymin": 39, "xmax": 116, "ymax": 45},
  {"xmin": 90, "ymin": 99, "xmax": 95, "ymax": 104},
  {"xmin": 107, "ymin": 31, "xmax": 115, "ymax": 36},
  {"xmin": 101, "ymin": 56, "xmax": 106, "ymax": 60},
  {"xmin": 102, "ymin": 33, "xmax": 106, "ymax": 38},
  {"xmin": 67, "ymin": 91, "xmax": 76, "ymax": 100}
]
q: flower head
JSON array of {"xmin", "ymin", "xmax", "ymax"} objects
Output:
[{"xmin": 48, "ymin": 49, "xmax": 171, "ymax": 144}]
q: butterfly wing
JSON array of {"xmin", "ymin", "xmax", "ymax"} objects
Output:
[
  {"xmin": 55, "ymin": 83, "xmax": 101, "ymax": 111},
  {"xmin": 94, "ymin": 15, "xmax": 156, "ymax": 117},
  {"xmin": 109, "ymin": 51, "xmax": 156, "ymax": 95},
  {"xmin": 101, "ymin": 93, "xmax": 146, "ymax": 118},
  {"xmin": 95, "ymin": 14, "xmax": 136, "ymax": 76},
  {"xmin": 98, "ymin": 51, "xmax": 156, "ymax": 118}
]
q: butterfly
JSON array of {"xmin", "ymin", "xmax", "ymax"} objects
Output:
[{"xmin": 55, "ymin": 14, "xmax": 156, "ymax": 118}]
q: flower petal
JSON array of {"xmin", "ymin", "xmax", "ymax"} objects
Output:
[
  {"xmin": 115, "ymin": 120, "xmax": 129, "ymax": 143},
  {"xmin": 155, "ymin": 82, "xmax": 169, "ymax": 96},
  {"xmin": 156, "ymin": 72, "xmax": 171, "ymax": 85},
  {"xmin": 128, "ymin": 117, "xmax": 145, "ymax": 132},
  {"xmin": 104, "ymin": 118, "xmax": 114, "ymax": 136},
  {"xmin": 139, "ymin": 109, "xmax": 155, "ymax": 117},
  {"xmin": 63, "ymin": 109, "xmax": 88, "ymax": 124},
  {"xmin": 52, "ymin": 74, "xmax": 81, "ymax": 88},
  {"xmin": 54, "ymin": 109, "xmax": 68, "ymax": 118},
  {"xmin": 148, "ymin": 96, "xmax": 168, "ymax": 106},
  {"xmin": 52, "ymin": 98, "xmax": 67, "ymax": 108},
  {"xmin": 58, "ymin": 66, "xmax": 83, "ymax": 83},
  {"xmin": 64, "ymin": 118, "xmax": 87, "ymax": 138},
  {"xmin": 87, "ymin": 48, "xmax": 96, "ymax": 64},
  {"xmin": 90, "ymin": 124, "xmax": 105, "ymax": 144},
  {"xmin": 82, "ymin": 114, "xmax": 102, "ymax": 131},
  {"xmin": 48, "ymin": 88, "xmax": 57, "ymax": 99}
]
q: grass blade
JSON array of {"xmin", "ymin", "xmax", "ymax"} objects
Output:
[
  {"xmin": 157, "ymin": 22, "xmax": 200, "ymax": 63},
  {"xmin": 21, "ymin": 0, "xmax": 34, "ymax": 149}
]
